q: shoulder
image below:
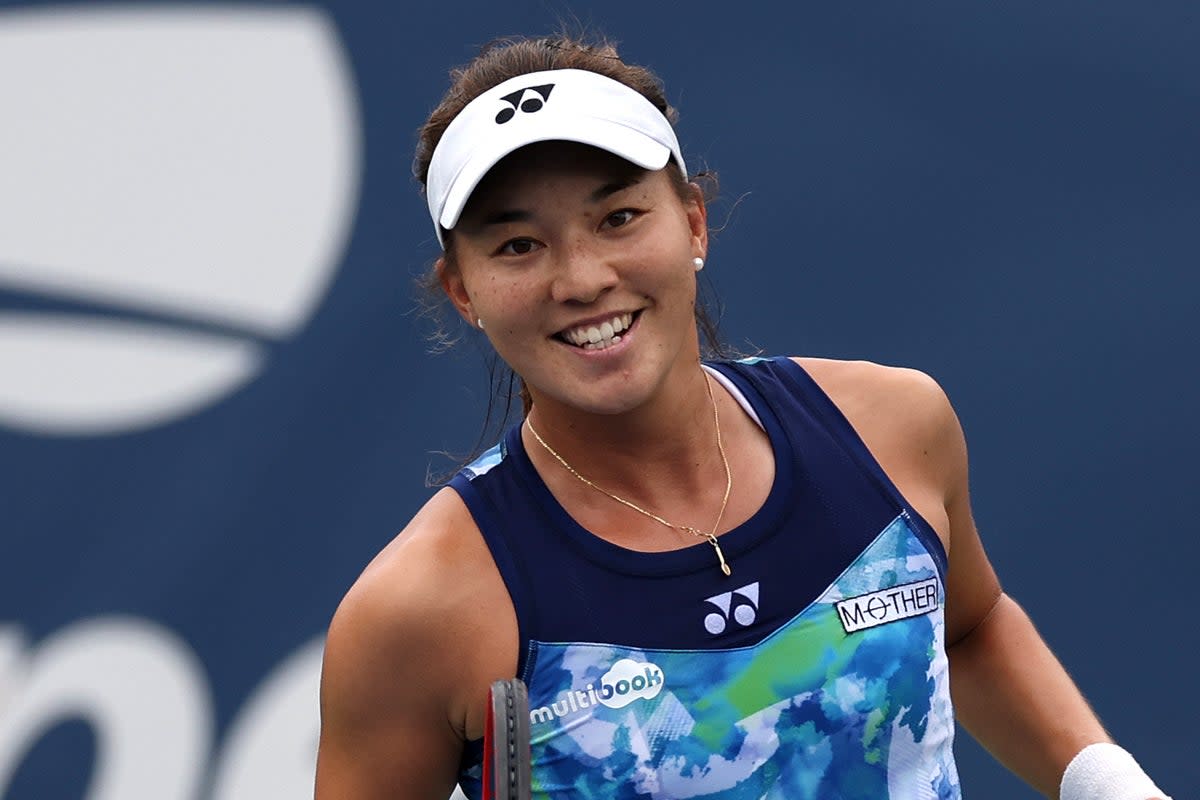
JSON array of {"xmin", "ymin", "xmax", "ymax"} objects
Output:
[
  {"xmin": 792, "ymin": 357, "xmax": 952, "ymax": 419},
  {"xmin": 792, "ymin": 357, "xmax": 961, "ymax": 453},
  {"xmin": 791, "ymin": 357, "xmax": 968, "ymax": 539},
  {"xmin": 321, "ymin": 485, "xmax": 514, "ymax": 735},
  {"xmin": 722, "ymin": 356, "xmax": 945, "ymax": 417},
  {"xmin": 333, "ymin": 486, "xmax": 488, "ymax": 634},
  {"xmin": 316, "ymin": 486, "xmax": 517, "ymax": 794}
]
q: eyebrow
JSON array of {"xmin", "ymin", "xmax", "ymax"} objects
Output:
[
  {"xmin": 589, "ymin": 174, "xmax": 642, "ymax": 202},
  {"xmin": 474, "ymin": 173, "xmax": 646, "ymax": 228},
  {"xmin": 478, "ymin": 209, "xmax": 533, "ymax": 227}
]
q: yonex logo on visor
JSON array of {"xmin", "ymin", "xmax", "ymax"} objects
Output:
[
  {"xmin": 496, "ymin": 84, "xmax": 554, "ymax": 123},
  {"xmin": 426, "ymin": 68, "xmax": 687, "ymax": 245}
]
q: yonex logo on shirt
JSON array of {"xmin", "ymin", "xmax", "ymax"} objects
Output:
[
  {"xmin": 528, "ymin": 658, "xmax": 664, "ymax": 725},
  {"xmin": 835, "ymin": 578, "xmax": 939, "ymax": 633},
  {"xmin": 703, "ymin": 582, "xmax": 760, "ymax": 635}
]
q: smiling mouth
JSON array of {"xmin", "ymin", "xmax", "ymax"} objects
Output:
[{"xmin": 556, "ymin": 311, "xmax": 637, "ymax": 351}]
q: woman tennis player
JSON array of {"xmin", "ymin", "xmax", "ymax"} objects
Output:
[{"xmin": 314, "ymin": 34, "xmax": 1170, "ymax": 800}]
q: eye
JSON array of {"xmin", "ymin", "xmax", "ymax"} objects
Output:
[
  {"xmin": 497, "ymin": 238, "xmax": 541, "ymax": 256},
  {"xmin": 603, "ymin": 209, "xmax": 638, "ymax": 229}
]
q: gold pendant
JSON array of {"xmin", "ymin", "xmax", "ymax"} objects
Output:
[{"xmin": 708, "ymin": 535, "xmax": 732, "ymax": 577}]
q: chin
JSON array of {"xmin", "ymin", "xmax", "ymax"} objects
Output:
[
  {"xmin": 528, "ymin": 370, "xmax": 657, "ymax": 418},
  {"xmin": 519, "ymin": 340, "xmax": 688, "ymax": 417},
  {"xmin": 545, "ymin": 387, "xmax": 645, "ymax": 417}
]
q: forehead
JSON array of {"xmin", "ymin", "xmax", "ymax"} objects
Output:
[{"xmin": 461, "ymin": 141, "xmax": 651, "ymax": 214}]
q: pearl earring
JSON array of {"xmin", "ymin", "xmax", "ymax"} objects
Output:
[
  {"xmin": 476, "ymin": 318, "xmax": 485, "ymax": 330},
  {"xmin": 693, "ymin": 257, "xmax": 705, "ymax": 271}
]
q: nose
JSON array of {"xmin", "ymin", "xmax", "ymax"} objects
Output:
[{"xmin": 549, "ymin": 241, "xmax": 619, "ymax": 305}]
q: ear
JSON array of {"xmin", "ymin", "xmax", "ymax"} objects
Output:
[
  {"xmin": 437, "ymin": 257, "xmax": 476, "ymax": 325},
  {"xmin": 685, "ymin": 182, "xmax": 709, "ymax": 261}
]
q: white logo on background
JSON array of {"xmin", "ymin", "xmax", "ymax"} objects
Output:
[
  {"xmin": 527, "ymin": 658, "xmax": 665, "ymax": 725},
  {"xmin": 703, "ymin": 581, "xmax": 760, "ymax": 635},
  {"xmin": 597, "ymin": 658, "xmax": 664, "ymax": 709},
  {"xmin": 835, "ymin": 578, "xmax": 939, "ymax": 634},
  {"xmin": 0, "ymin": 6, "xmax": 361, "ymax": 436},
  {"xmin": 0, "ymin": 619, "xmax": 324, "ymax": 800}
]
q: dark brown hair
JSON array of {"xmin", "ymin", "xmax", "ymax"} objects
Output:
[{"xmin": 415, "ymin": 33, "xmax": 733, "ymax": 480}]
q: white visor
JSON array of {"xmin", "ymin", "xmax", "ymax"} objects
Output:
[{"xmin": 426, "ymin": 68, "xmax": 686, "ymax": 245}]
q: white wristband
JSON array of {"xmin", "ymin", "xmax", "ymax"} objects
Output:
[{"xmin": 1060, "ymin": 743, "xmax": 1171, "ymax": 800}]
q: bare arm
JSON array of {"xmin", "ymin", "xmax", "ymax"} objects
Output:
[
  {"xmin": 314, "ymin": 489, "xmax": 506, "ymax": 800},
  {"xmin": 314, "ymin": 548, "xmax": 464, "ymax": 799},
  {"xmin": 803, "ymin": 358, "xmax": 1159, "ymax": 799},
  {"xmin": 948, "ymin": 593, "xmax": 1112, "ymax": 797},
  {"xmin": 932, "ymin": 374, "xmax": 1162, "ymax": 798}
]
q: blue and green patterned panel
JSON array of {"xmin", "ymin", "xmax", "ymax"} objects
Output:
[{"xmin": 521, "ymin": 513, "xmax": 959, "ymax": 799}]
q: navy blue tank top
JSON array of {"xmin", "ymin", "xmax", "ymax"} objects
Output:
[{"xmin": 451, "ymin": 357, "xmax": 960, "ymax": 799}]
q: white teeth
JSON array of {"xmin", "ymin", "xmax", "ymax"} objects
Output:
[{"xmin": 562, "ymin": 313, "xmax": 633, "ymax": 349}]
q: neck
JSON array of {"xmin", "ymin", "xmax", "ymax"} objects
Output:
[{"xmin": 523, "ymin": 361, "xmax": 721, "ymax": 500}]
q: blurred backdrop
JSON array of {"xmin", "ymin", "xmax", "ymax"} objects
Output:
[{"xmin": 0, "ymin": 1, "xmax": 1195, "ymax": 797}]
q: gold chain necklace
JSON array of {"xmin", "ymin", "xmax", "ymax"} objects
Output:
[{"xmin": 524, "ymin": 371, "xmax": 733, "ymax": 577}]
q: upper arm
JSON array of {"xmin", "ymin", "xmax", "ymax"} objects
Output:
[
  {"xmin": 314, "ymin": 506, "xmax": 469, "ymax": 799},
  {"xmin": 861, "ymin": 362, "xmax": 1004, "ymax": 646},
  {"xmin": 920, "ymin": 373, "xmax": 1004, "ymax": 646},
  {"xmin": 315, "ymin": 590, "xmax": 462, "ymax": 800}
]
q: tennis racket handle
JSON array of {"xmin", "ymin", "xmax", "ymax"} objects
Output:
[{"xmin": 485, "ymin": 678, "xmax": 531, "ymax": 800}]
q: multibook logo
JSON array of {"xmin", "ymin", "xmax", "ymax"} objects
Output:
[
  {"xmin": 0, "ymin": 6, "xmax": 361, "ymax": 436},
  {"xmin": 528, "ymin": 658, "xmax": 665, "ymax": 725}
]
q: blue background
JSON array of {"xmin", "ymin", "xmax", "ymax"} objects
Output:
[{"xmin": 1, "ymin": 1, "xmax": 1195, "ymax": 797}]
